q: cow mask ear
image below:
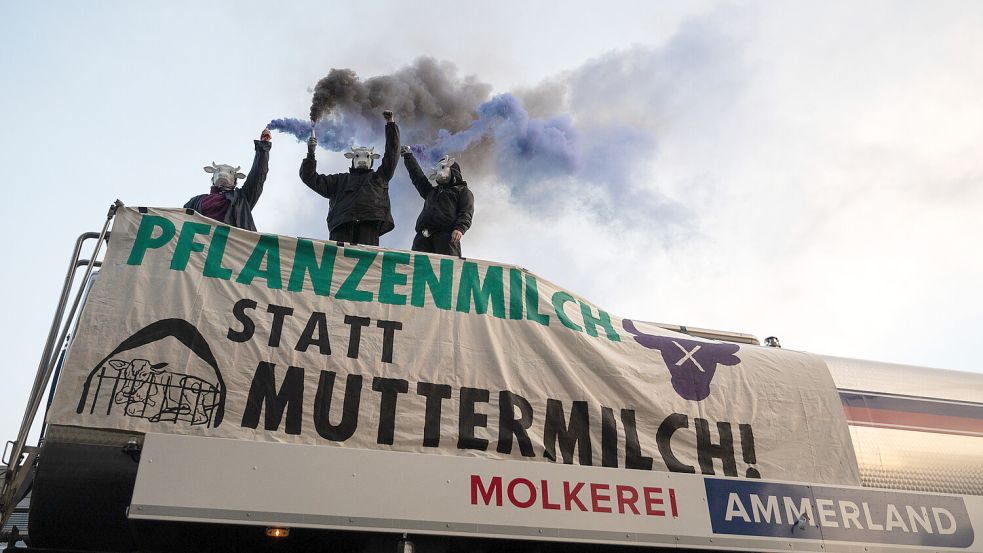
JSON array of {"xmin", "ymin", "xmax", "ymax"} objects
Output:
[
  {"xmin": 370, "ymin": 153, "xmax": 381, "ymax": 160},
  {"xmin": 344, "ymin": 152, "xmax": 355, "ymax": 159},
  {"xmin": 203, "ymin": 166, "xmax": 216, "ymax": 173},
  {"xmin": 235, "ymin": 172, "xmax": 246, "ymax": 180}
]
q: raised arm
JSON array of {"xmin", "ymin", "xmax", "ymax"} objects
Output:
[
  {"xmin": 454, "ymin": 187, "xmax": 475, "ymax": 234},
  {"xmin": 299, "ymin": 156, "xmax": 341, "ymax": 198},
  {"xmin": 240, "ymin": 130, "xmax": 272, "ymax": 208},
  {"xmin": 374, "ymin": 111, "xmax": 400, "ymax": 182},
  {"xmin": 401, "ymin": 148, "xmax": 432, "ymax": 199}
]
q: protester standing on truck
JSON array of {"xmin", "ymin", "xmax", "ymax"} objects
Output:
[
  {"xmin": 300, "ymin": 111, "xmax": 400, "ymax": 246},
  {"xmin": 400, "ymin": 148, "xmax": 474, "ymax": 256},
  {"xmin": 185, "ymin": 128, "xmax": 272, "ymax": 232}
]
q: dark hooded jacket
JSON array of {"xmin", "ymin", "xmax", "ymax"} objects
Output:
[
  {"xmin": 184, "ymin": 140, "xmax": 271, "ymax": 232},
  {"xmin": 403, "ymin": 152, "xmax": 474, "ymax": 234},
  {"xmin": 300, "ymin": 122, "xmax": 400, "ymax": 235}
]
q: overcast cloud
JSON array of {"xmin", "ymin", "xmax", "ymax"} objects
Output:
[{"xmin": 1, "ymin": 1, "xmax": 981, "ymax": 444}]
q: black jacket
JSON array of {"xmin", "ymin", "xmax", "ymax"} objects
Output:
[
  {"xmin": 185, "ymin": 140, "xmax": 271, "ymax": 232},
  {"xmin": 300, "ymin": 122, "xmax": 400, "ymax": 235},
  {"xmin": 403, "ymin": 153, "xmax": 474, "ymax": 234}
]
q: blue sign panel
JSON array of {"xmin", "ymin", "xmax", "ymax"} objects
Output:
[{"xmin": 705, "ymin": 479, "xmax": 975, "ymax": 548}]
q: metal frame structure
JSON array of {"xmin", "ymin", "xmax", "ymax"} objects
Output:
[{"xmin": 0, "ymin": 201, "xmax": 121, "ymax": 532}]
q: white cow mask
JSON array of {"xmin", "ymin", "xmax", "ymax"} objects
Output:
[
  {"xmin": 203, "ymin": 162, "xmax": 245, "ymax": 191},
  {"xmin": 345, "ymin": 146, "xmax": 381, "ymax": 170},
  {"xmin": 428, "ymin": 155, "xmax": 456, "ymax": 185}
]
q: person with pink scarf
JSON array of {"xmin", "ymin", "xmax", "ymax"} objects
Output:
[{"xmin": 185, "ymin": 129, "xmax": 272, "ymax": 231}]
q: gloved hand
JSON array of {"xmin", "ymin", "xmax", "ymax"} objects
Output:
[
  {"xmin": 400, "ymin": 145, "xmax": 412, "ymax": 157},
  {"xmin": 383, "ymin": 110, "xmax": 394, "ymax": 123},
  {"xmin": 307, "ymin": 135, "xmax": 317, "ymax": 155}
]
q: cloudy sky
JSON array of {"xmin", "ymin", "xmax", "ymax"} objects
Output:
[{"xmin": 1, "ymin": 1, "xmax": 981, "ymax": 444}]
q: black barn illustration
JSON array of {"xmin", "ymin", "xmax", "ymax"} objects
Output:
[{"xmin": 75, "ymin": 318, "xmax": 226, "ymax": 427}]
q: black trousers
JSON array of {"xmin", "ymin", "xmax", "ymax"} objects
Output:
[
  {"xmin": 412, "ymin": 229, "xmax": 461, "ymax": 257},
  {"xmin": 330, "ymin": 221, "xmax": 381, "ymax": 246}
]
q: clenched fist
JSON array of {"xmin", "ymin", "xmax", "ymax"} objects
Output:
[{"xmin": 383, "ymin": 110, "xmax": 394, "ymax": 123}]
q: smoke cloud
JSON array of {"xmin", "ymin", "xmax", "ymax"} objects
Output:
[
  {"xmin": 270, "ymin": 57, "xmax": 491, "ymax": 151},
  {"xmin": 268, "ymin": 60, "xmax": 661, "ymax": 223},
  {"xmin": 270, "ymin": 22, "xmax": 740, "ymax": 229}
]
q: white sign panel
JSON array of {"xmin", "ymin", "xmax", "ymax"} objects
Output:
[{"xmin": 131, "ymin": 434, "xmax": 982, "ymax": 553}]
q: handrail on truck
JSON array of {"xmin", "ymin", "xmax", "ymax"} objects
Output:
[{"xmin": 0, "ymin": 201, "xmax": 122, "ymax": 532}]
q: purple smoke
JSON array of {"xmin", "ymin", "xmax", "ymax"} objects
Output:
[
  {"xmin": 407, "ymin": 94, "xmax": 581, "ymax": 177},
  {"xmin": 269, "ymin": 93, "xmax": 581, "ymax": 180},
  {"xmin": 267, "ymin": 49, "xmax": 736, "ymax": 225},
  {"xmin": 267, "ymin": 118, "xmax": 312, "ymax": 138},
  {"xmin": 268, "ymin": 114, "xmax": 381, "ymax": 153}
]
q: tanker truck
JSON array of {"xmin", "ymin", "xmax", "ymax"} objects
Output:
[{"xmin": 2, "ymin": 203, "xmax": 981, "ymax": 553}]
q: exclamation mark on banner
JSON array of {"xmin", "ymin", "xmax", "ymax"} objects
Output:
[{"xmin": 739, "ymin": 424, "xmax": 761, "ymax": 478}]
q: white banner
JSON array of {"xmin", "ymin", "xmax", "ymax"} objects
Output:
[{"xmin": 48, "ymin": 207, "xmax": 860, "ymax": 485}]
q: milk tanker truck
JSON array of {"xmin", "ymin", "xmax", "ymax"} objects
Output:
[{"xmin": 1, "ymin": 203, "xmax": 981, "ymax": 553}]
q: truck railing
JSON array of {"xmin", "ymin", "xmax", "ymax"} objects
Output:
[
  {"xmin": 0, "ymin": 201, "xmax": 121, "ymax": 532},
  {"xmin": 647, "ymin": 321, "xmax": 760, "ymax": 345}
]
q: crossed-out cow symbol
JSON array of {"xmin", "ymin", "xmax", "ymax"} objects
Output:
[{"xmin": 623, "ymin": 319, "xmax": 741, "ymax": 401}]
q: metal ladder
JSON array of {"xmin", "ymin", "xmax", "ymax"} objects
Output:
[{"xmin": 0, "ymin": 201, "xmax": 121, "ymax": 533}]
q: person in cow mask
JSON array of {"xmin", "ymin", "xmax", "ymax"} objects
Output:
[
  {"xmin": 400, "ymin": 148, "xmax": 474, "ymax": 256},
  {"xmin": 300, "ymin": 110, "xmax": 400, "ymax": 246},
  {"xmin": 184, "ymin": 128, "xmax": 272, "ymax": 231}
]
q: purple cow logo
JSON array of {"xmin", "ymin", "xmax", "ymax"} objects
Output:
[{"xmin": 623, "ymin": 319, "xmax": 741, "ymax": 401}]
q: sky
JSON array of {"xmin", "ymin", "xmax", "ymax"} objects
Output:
[{"xmin": 1, "ymin": 1, "xmax": 982, "ymax": 446}]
